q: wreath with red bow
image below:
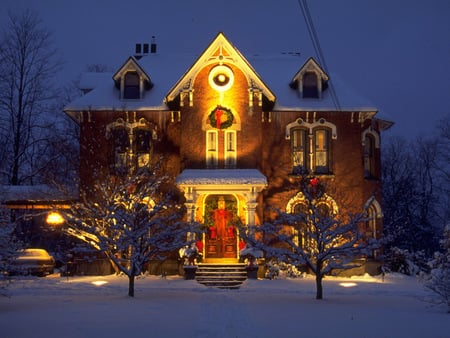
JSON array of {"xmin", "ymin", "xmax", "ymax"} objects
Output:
[{"xmin": 209, "ymin": 106, "xmax": 233, "ymax": 129}]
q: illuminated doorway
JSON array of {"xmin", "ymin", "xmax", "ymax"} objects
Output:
[{"xmin": 203, "ymin": 195, "xmax": 238, "ymax": 259}]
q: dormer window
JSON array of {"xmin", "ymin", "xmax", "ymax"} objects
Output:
[
  {"xmin": 124, "ymin": 72, "xmax": 140, "ymax": 99},
  {"xmin": 113, "ymin": 57, "xmax": 152, "ymax": 100},
  {"xmin": 302, "ymin": 72, "xmax": 319, "ymax": 98},
  {"xmin": 290, "ymin": 57, "xmax": 329, "ymax": 100}
]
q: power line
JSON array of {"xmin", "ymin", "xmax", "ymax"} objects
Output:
[{"xmin": 297, "ymin": 0, "xmax": 341, "ymax": 110}]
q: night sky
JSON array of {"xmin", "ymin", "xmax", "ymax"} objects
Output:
[{"xmin": 2, "ymin": 0, "xmax": 449, "ymax": 138}]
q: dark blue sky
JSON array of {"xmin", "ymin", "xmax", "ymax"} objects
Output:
[{"xmin": 2, "ymin": 0, "xmax": 449, "ymax": 138}]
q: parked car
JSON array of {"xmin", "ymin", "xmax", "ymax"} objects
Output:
[{"xmin": 10, "ymin": 249, "xmax": 55, "ymax": 276}]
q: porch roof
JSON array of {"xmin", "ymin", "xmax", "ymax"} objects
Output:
[{"xmin": 175, "ymin": 169, "xmax": 267, "ymax": 186}]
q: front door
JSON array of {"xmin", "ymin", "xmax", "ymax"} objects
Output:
[{"xmin": 204, "ymin": 195, "xmax": 237, "ymax": 259}]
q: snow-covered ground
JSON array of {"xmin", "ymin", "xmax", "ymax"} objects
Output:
[{"xmin": 1, "ymin": 272, "xmax": 448, "ymax": 338}]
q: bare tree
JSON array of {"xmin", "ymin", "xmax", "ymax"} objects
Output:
[
  {"xmin": 61, "ymin": 163, "xmax": 199, "ymax": 297},
  {"xmin": 0, "ymin": 9, "xmax": 61, "ymax": 185},
  {"xmin": 241, "ymin": 176, "xmax": 377, "ymax": 299},
  {"xmin": 0, "ymin": 203, "xmax": 21, "ymax": 296},
  {"xmin": 435, "ymin": 114, "xmax": 450, "ymax": 222},
  {"xmin": 425, "ymin": 224, "xmax": 450, "ymax": 313}
]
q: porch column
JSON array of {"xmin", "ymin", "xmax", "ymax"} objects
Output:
[
  {"xmin": 185, "ymin": 202, "xmax": 196, "ymax": 222},
  {"xmin": 246, "ymin": 202, "xmax": 258, "ymax": 227}
]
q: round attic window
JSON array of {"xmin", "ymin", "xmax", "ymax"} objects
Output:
[{"xmin": 208, "ymin": 65, "xmax": 234, "ymax": 92}]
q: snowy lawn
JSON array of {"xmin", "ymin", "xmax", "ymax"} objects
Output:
[{"xmin": 1, "ymin": 273, "xmax": 448, "ymax": 338}]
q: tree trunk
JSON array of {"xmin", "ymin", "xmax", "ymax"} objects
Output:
[
  {"xmin": 315, "ymin": 274, "xmax": 323, "ymax": 299},
  {"xmin": 128, "ymin": 274, "xmax": 135, "ymax": 297},
  {"xmin": 315, "ymin": 260, "xmax": 324, "ymax": 300}
]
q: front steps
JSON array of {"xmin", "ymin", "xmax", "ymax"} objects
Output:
[{"xmin": 195, "ymin": 263, "xmax": 247, "ymax": 289}]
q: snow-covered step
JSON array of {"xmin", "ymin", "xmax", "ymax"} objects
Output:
[{"xmin": 196, "ymin": 263, "xmax": 247, "ymax": 289}]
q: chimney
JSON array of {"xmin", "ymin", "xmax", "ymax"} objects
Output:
[
  {"xmin": 151, "ymin": 36, "xmax": 157, "ymax": 54},
  {"xmin": 135, "ymin": 43, "xmax": 142, "ymax": 55}
]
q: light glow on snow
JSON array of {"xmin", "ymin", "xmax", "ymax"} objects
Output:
[
  {"xmin": 339, "ymin": 282, "xmax": 357, "ymax": 288},
  {"xmin": 91, "ymin": 280, "xmax": 108, "ymax": 286}
]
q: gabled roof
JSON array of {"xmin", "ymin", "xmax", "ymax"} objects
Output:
[
  {"xmin": 64, "ymin": 32, "xmax": 382, "ymax": 115},
  {"xmin": 290, "ymin": 57, "xmax": 329, "ymax": 86},
  {"xmin": 112, "ymin": 56, "xmax": 152, "ymax": 86},
  {"xmin": 165, "ymin": 32, "xmax": 276, "ymax": 103}
]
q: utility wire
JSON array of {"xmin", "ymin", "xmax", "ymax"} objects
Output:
[{"xmin": 298, "ymin": 0, "xmax": 341, "ymax": 111}]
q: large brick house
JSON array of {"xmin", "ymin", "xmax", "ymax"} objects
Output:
[{"xmin": 64, "ymin": 32, "xmax": 392, "ymax": 267}]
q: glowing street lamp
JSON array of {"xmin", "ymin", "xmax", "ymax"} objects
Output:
[{"xmin": 46, "ymin": 211, "xmax": 65, "ymax": 226}]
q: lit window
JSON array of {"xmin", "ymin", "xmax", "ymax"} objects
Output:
[
  {"xmin": 224, "ymin": 130, "xmax": 236, "ymax": 168},
  {"xmin": 314, "ymin": 129, "xmax": 330, "ymax": 174},
  {"xmin": 135, "ymin": 129, "xmax": 152, "ymax": 168},
  {"xmin": 291, "ymin": 128, "xmax": 307, "ymax": 174},
  {"xmin": 366, "ymin": 203, "xmax": 379, "ymax": 258},
  {"xmin": 206, "ymin": 130, "xmax": 218, "ymax": 168},
  {"xmin": 289, "ymin": 127, "xmax": 331, "ymax": 174},
  {"xmin": 293, "ymin": 203, "xmax": 309, "ymax": 248},
  {"xmin": 108, "ymin": 121, "xmax": 153, "ymax": 174}
]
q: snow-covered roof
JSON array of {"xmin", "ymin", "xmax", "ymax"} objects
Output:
[
  {"xmin": 64, "ymin": 48, "xmax": 379, "ymax": 114},
  {"xmin": 175, "ymin": 169, "xmax": 267, "ymax": 186},
  {"xmin": 0, "ymin": 185, "xmax": 77, "ymax": 204}
]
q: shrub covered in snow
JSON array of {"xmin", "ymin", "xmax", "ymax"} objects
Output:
[
  {"xmin": 383, "ymin": 247, "xmax": 429, "ymax": 275},
  {"xmin": 425, "ymin": 225, "xmax": 450, "ymax": 312},
  {"xmin": 264, "ymin": 260, "xmax": 304, "ymax": 279}
]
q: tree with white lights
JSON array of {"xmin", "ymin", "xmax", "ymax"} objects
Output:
[
  {"xmin": 63, "ymin": 162, "xmax": 199, "ymax": 297},
  {"xmin": 241, "ymin": 175, "xmax": 378, "ymax": 299}
]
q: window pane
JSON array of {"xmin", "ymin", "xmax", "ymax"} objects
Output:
[
  {"xmin": 303, "ymin": 72, "xmax": 318, "ymax": 98},
  {"xmin": 225, "ymin": 130, "xmax": 236, "ymax": 168},
  {"xmin": 314, "ymin": 129, "xmax": 329, "ymax": 173},
  {"xmin": 206, "ymin": 131, "xmax": 218, "ymax": 167},
  {"xmin": 135, "ymin": 129, "xmax": 151, "ymax": 153},
  {"xmin": 291, "ymin": 129, "xmax": 306, "ymax": 171},
  {"xmin": 364, "ymin": 135, "xmax": 376, "ymax": 178},
  {"xmin": 113, "ymin": 128, "xmax": 129, "ymax": 151},
  {"xmin": 124, "ymin": 72, "xmax": 140, "ymax": 99}
]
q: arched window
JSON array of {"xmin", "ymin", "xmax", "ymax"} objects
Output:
[
  {"xmin": 113, "ymin": 128, "xmax": 129, "ymax": 173},
  {"xmin": 107, "ymin": 119, "xmax": 154, "ymax": 174},
  {"xmin": 291, "ymin": 128, "xmax": 308, "ymax": 174},
  {"xmin": 135, "ymin": 129, "xmax": 152, "ymax": 168},
  {"xmin": 124, "ymin": 72, "xmax": 140, "ymax": 99},
  {"xmin": 364, "ymin": 198, "xmax": 382, "ymax": 258},
  {"xmin": 287, "ymin": 119, "xmax": 334, "ymax": 175},
  {"xmin": 364, "ymin": 134, "xmax": 376, "ymax": 178},
  {"xmin": 314, "ymin": 129, "xmax": 330, "ymax": 174},
  {"xmin": 292, "ymin": 202, "xmax": 309, "ymax": 248}
]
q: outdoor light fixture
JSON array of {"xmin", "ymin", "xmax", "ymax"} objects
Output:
[
  {"xmin": 46, "ymin": 211, "xmax": 65, "ymax": 226},
  {"xmin": 208, "ymin": 65, "xmax": 234, "ymax": 92}
]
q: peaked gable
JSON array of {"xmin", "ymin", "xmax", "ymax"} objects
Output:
[
  {"xmin": 289, "ymin": 57, "xmax": 329, "ymax": 86},
  {"xmin": 113, "ymin": 56, "xmax": 152, "ymax": 87},
  {"xmin": 166, "ymin": 32, "xmax": 276, "ymax": 103}
]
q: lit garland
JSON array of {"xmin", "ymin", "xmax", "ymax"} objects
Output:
[{"xmin": 209, "ymin": 105, "xmax": 234, "ymax": 129}]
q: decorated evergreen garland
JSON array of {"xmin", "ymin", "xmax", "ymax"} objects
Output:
[{"xmin": 209, "ymin": 105, "xmax": 234, "ymax": 129}]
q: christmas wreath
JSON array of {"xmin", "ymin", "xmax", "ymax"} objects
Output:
[{"xmin": 209, "ymin": 106, "xmax": 234, "ymax": 129}]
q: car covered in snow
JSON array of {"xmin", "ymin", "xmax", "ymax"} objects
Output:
[{"xmin": 9, "ymin": 248, "xmax": 55, "ymax": 276}]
